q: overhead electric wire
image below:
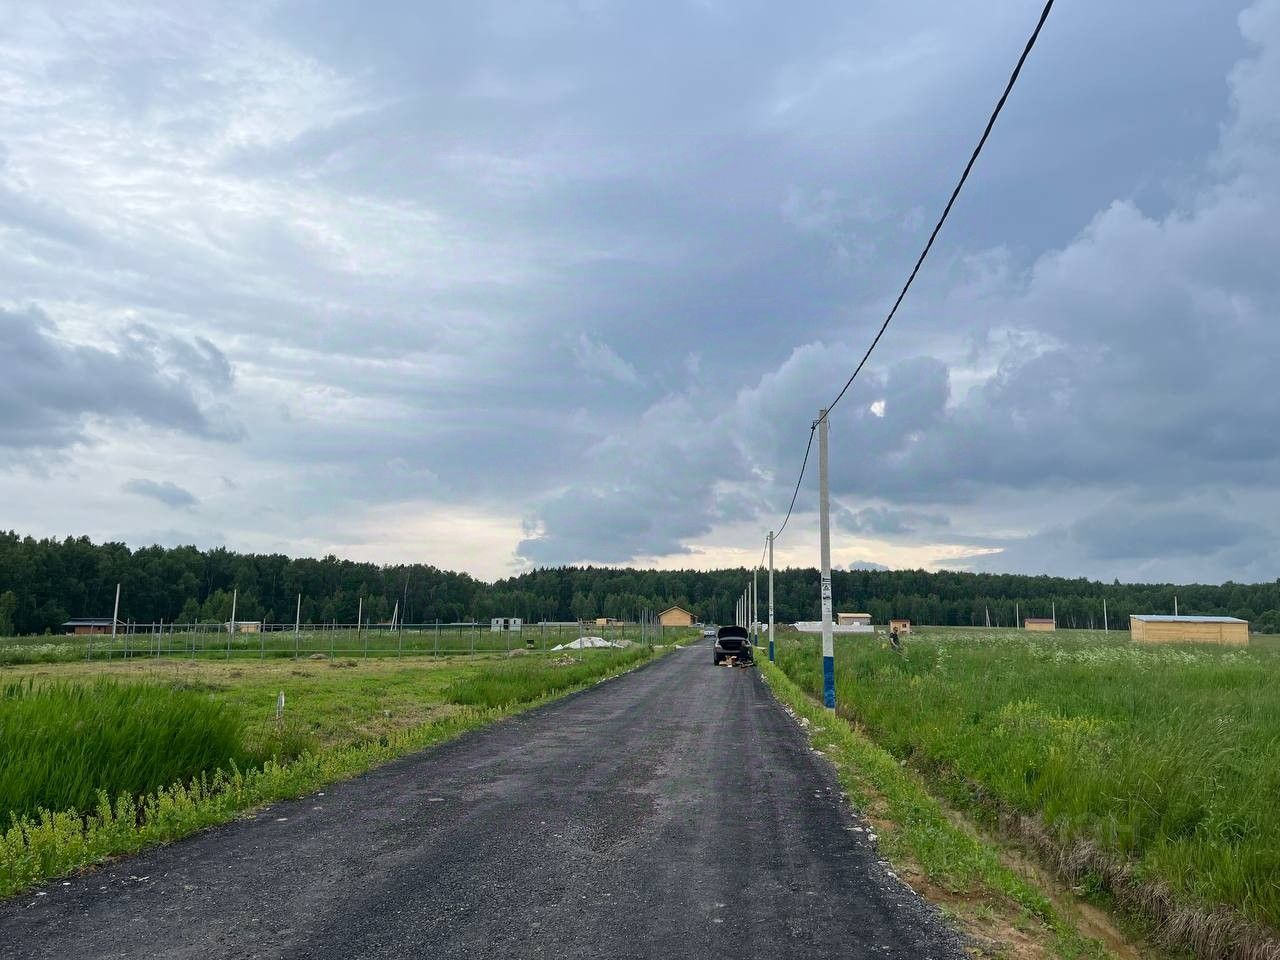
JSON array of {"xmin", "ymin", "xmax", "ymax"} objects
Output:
[
  {"xmin": 758, "ymin": 0, "xmax": 1055, "ymax": 553},
  {"xmin": 771, "ymin": 424, "xmax": 816, "ymax": 545},
  {"xmin": 818, "ymin": 0, "xmax": 1056, "ymax": 424}
]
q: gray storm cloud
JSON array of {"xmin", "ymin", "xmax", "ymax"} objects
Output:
[
  {"xmin": 122, "ymin": 478, "xmax": 200, "ymax": 510},
  {"xmin": 0, "ymin": 308, "xmax": 239, "ymax": 450},
  {"xmin": 0, "ymin": 0, "xmax": 1275, "ymax": 582}
]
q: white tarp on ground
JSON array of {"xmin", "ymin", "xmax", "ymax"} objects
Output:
[
  {"xmin": 550, "ymin": 636, "xmax": 627, "ymax": 650},
  {"xmin": 792, "ymin": 622, "xmax": 875, "ymax": 634}
]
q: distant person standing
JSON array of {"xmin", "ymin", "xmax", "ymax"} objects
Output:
[{"xmin": 888, "ymin": 627, "xmax": 904, "ymax": 656}]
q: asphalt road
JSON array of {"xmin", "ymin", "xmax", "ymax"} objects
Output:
[{"xmin": 0, "ymin": 644, "xmax": 966, "ymax": 959}]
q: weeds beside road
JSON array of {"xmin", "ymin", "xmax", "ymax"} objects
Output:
[
  {"xmin": 0, "ymin": 644, "xmax": 672, "ymax": 898},
  {"xmin": 773, "ymin": 627, "xmax": 1280, "ymax": 960}
]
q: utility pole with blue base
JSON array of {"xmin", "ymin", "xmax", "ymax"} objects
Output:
[{"xmin": 817, "ymin": 409, "xmax": 835, "ymax": 710}]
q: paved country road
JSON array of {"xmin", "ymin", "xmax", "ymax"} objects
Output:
[{"xmin": 0, "ymin": 645, "xmax": 966, "ymax": 960}]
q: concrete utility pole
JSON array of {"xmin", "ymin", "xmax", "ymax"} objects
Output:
[
  {"xmin": 818, "ymin": 409, "xmax": 835, "ymax": 710},
  {"xmin": 1103, "ymin": 597, "xmax": 1108, "ymax": 633},
  {"xmin": 752, "ymin": 565, "xmax": 758, "ymax": 642},
  {"xmin": 106, "ymin": 582, "xmax": 120, "ymax": 662},
  {"xmin": 768, "ymin": 531, "xmax": 776, "ymax": 663},
  {"xmin": 228, "ymin": 588, "xmax": 237, "ymax": 659}
]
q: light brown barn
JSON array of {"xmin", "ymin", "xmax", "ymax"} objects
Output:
[
  {"xmin": 62, "ymin": 618, "xmax": 120, "ymax": 636},
  {"xmin": 837, "ymin": 612, "xmax": 872, "ymax": 626},
  {"xmin": 1024, "ymin": 618, "xmax": 1056, "ymax": 632},
  {"xmin": 1130, "ymin": 615, "xmax": 1248, "ymax": 646},
  {"xmin": 658, "ymin": 606, "xmax": 694, "ymax": 627},
  {"xmin": 889, "ymin": 618, "xmax": 911, "ymax": 635}
]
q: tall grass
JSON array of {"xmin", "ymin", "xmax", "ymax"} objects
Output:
[
  {"xmin": 776, "ymin": 630, "xmax": 1280, "ymax": 936},
  {"xmin": 0, "ymin": 647, "xmax": 667, "ymax": 898},
  {"xmin": 445, "ymin": 647, "xmax": 655, "ymax": 708},
  {"xmin": 0, "ymin": 680, "xmax": 250, "ymax": 822}
]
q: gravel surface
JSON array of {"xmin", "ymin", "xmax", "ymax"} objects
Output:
[{"xmin": 0, "ymin": 645, "xmax": 967, "ymax": 959}]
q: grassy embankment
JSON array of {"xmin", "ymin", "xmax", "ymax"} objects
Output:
[
  {"xmin": 772, "ymin": 627, "xmax": 1280, "ymax": 960},
  {"xmin": 0, "ymin": 643, "xmax": 670, "ymax": 897}
]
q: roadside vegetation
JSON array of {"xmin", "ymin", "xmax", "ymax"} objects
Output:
[
  {"xmin": 774, "ymin": 627, "xmax": 1280, "ymax": 960},
  {"xmin": 0, "ymin": 645, "xmax": 670, "ymax": 898},
  {"xmin": 762, "ymin": 659, "xmax": 1111, "ymax": 960},
  {"xmin": 446, "ymin": 646, "xmax": 654, "ymax": 707},
  {"xmin": 0, "ymin": 680, "xmax": 250, "ymax": 822}
]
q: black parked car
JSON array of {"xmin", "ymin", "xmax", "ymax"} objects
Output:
[{"xmin": 713, "ymin": 625, "xmax": 754, "ymax": 665}]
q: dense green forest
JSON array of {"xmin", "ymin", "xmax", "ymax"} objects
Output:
[{"xmin": 1, "ymin": 531, "xmax": 1278, "ymax": 636}]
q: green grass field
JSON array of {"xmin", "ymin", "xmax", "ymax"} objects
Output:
[
  {"xmin": 0, "ymin": 643, "xmax": 678, "ymax": 896},
  {"xmin": 0, "ymin": 623, "xmax": 667, "ymax": 665},
  {"xmin": 775, "ymin": 626, "xmax": 1280, "ymax": 941}
]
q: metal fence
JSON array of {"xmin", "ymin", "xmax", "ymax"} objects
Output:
[{"xmin": 47, "ymin": 620, "xmax": 675, "ymax": 662}]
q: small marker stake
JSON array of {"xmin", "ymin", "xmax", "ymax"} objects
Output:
[{"xmin": 275, "ymin": 690, "xmax": 285, "ymax": 721}]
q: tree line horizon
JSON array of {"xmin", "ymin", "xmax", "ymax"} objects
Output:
[{"xmin": 1, "ymin": 531, "xmax": 1278, "ymax": 637}]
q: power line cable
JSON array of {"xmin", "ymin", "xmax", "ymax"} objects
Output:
[
  {"xmin": 771, "ymin": 425, "xmax": 816, "ymax": 544},
  {"xmin": 758, "ymin": 0, "xmax": 1055, "ymax": 551},
  {"xmin": 818, "ymin": 0, "xmax": 1056, "ymax": 424}
]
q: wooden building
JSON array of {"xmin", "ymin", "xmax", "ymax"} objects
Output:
[
  {"xmin": 1024, "ymin": 618, "xmax": 1056, "ymax": 632},
  {"xmin": 62, "ymin": 618, "xmax": 121, "ymax": 636},
  {"xmin": 1130, "ymin": 615, "xmax": 1248, "ymax": 646},
  {"xmin": 658, "ymin": 606, "xmax": 695, "ymax": 628},
  {"xmin": 837, "ymin": 612, "xmax": 872, "ymax": 627},
  {"xmin": 889, "ymin": 618, "xmax": 911, "ymax": 635}
]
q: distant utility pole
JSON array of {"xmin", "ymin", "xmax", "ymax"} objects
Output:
[
  {"xmin": 295, "ymin": 593, "xmax": 302, "ymax": 659},
  {"xmin": 1015, "ymin": 601, "xmax": 1020, "ymax": 629},
  {"xmin": 1051, "ymin": 600, "xmax": 1056, "ymax": 627},
  {"xmin": 1174, "ymin": 595, "xmax": 1179, "ymax": 616},
  {"xmin": 228, "ymin": 588, "xmax": 237, "ymax": 659},
  {"xmin": 108, "ymin": 582, "xmax": 120, "ymax": 662},
  {"xmin": 752, "ymin": 565, "xmax": 758, "ymax": 642},
  {"xmin": 818, "ymin": 409, "xmax": 835, "ymax": 710},
  {"xmin": 1103, "ymin": 597, "xmax": 1108, "ymax": 633},
  {"xmin": 767, "ymin": 531, "xmax": 776, "ymax": 663}
]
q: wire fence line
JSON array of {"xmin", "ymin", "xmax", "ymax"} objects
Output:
[{"xmin": 1, "ymin": 620, "xmax": 683, "ymax": 665}]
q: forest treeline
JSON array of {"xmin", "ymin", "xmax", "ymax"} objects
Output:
[{"xmin": 1, "ymin": 531, "xmax": 1278, "ymax": 635}]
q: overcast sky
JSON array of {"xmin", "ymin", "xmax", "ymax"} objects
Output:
[{"xmin": 2, "ymin": 0, "xmax": 1278, "ymax": 584}]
